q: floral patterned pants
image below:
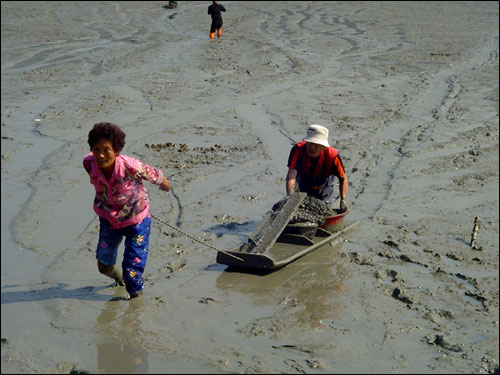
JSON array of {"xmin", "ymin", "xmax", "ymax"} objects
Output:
[{"xmin": 96, "ymin": 214, "xmax": 151, "ymax": 295}]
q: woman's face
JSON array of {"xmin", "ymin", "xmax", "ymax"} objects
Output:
[
  {"xmin": 305, "ymin": 142, "xmax": 325, "ymax": 158},
  {"xmin": 91, "ymin": 138, "xmax": 117, "ymax": 173}
]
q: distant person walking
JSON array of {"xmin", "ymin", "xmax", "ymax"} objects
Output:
[{"xmin": 208, "ymin": 1, "xmax": 226, "ymax": 39}]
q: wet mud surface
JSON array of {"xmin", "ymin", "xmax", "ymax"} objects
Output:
[{"xmin": 1, "ymin": 2, "xmax": 499, "ymax": 373}]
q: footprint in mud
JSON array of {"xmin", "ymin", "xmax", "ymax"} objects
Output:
[
  {"xmin": 425, "ymin": 334, "xmax": 463, "ymax": 352},
  {"xmin": 198, "ymin": 297, "xmax": 215, "ymax": 304}
]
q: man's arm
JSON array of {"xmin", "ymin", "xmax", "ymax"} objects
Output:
[
  {"xmin": 286, "ymin": 168, "xmax": 298, "ymax": 195},
  {"xmin": 338, "ymin": 175, "xmax": 348, "ymax": 199},
  {"xmin": 338, "ymin": 175, "xmax": 349, "ymax": 211}
]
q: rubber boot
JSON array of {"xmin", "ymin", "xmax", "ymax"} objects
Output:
[
  {"xmin": 104, "ymin": 266, "xmax": 125, "ymax": 286},
  {"xmin": 217, "ymin": 28, "xmax": 222, "ymax": 37},
  {"xmin": 209, "ymin": 32, "xmax": 215, "ymax": 39}
]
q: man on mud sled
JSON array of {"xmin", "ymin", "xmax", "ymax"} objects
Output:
[
  {"xmin": 216, "ymin": 124, "xmax": 352, "ymax": 269},
  {"xmin": 286, "ymin": 124, "xmax": 349, "ymax": 213}
]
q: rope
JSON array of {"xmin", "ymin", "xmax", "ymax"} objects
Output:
[{"xmin": 151, "ymin": 213, "xmax": 244, "ymax": 262}]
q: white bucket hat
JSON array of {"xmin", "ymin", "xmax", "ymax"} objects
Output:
[{"xmin": 302, "ymin": 124, "xmax": 329, "ymax": 147}]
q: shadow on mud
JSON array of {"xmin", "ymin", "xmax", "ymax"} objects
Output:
[
  {"xmin": 204, "ymin": 220, "xmax": 258, "ymax": 242},
  {"xmin": 1, "ymin": 282, "xmax": 115, "ymax": 303}
]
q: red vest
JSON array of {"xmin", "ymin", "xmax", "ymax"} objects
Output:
[{"xmin": 296, "ymin": 141, "xmax": 338, "ymax": 184}]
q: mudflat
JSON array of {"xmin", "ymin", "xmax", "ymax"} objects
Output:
[{"xmin": 1, "ymin": 2, "xmax": 498, "ymax": 373}]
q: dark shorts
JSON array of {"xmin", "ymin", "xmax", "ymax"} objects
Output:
[
  {"xmin": 297, "ymin": 175, "xmax": 336, "ymax": 204},
  {"xmin": 96, "ymin": 214, "xmax": 151, "ymax": 294},
  {"xmin": 210, "ymin": 20, "xmax": 223, "ymax": 33}
]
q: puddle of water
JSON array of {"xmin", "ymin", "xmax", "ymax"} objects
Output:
[
  {"xmin": 95, "ymin": 342, "xmax": 212, "ymax": 374},
  {"xmin": 469, "ymin": 333, "xmax": 490, "ymax": 344}
]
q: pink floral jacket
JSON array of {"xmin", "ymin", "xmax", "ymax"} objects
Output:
[{"xmin": 83, "ymin": 153, "xmax": 164, "ymax": 229}]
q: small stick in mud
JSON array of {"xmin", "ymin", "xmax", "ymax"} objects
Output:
[{"xmin": 469, "ymin": 216, "xmax": 482, "ymax": 250}]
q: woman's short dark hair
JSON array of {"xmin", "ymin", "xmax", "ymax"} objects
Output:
[{"xmin": 88, "ymin": 122, "xmax": 126, "ymax": 153}]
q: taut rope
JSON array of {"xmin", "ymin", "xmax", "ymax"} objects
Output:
[{"xmin": 151, "ymin": 213, "xmax": 244, "ymax": 262}]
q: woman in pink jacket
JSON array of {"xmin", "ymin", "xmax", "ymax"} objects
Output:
[{"xmin": 84, "ymin": 122, "xmax": 171, "ymax": 298}]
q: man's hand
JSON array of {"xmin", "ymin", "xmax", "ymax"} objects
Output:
[{"xmin": 339, "ymin": 198, "xmax": 349, "ymax": 212}]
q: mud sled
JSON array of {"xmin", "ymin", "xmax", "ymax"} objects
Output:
[{"xmin": 216, "ymin": 192, "xmax": 359, "ymax": 269}]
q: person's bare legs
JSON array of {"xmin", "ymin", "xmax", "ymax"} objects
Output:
[{"xmin": 97, "ymin": 261, "xmax": 124, "ymax": 286}]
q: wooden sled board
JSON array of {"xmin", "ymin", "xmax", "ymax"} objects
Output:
[
  {"xmin": 217, "ymin": 220, "xmax": 360, "ymax": 269},
  {"xmin": 245, "ymin": 192, "xmax": 307, "ymax": 254}
]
